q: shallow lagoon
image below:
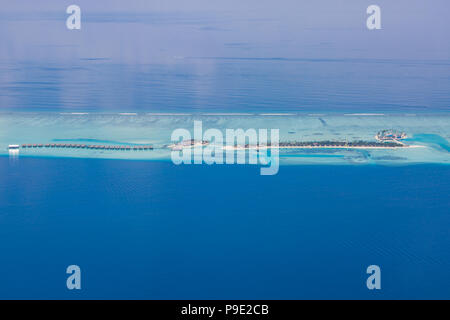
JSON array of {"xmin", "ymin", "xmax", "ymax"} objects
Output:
[{"xmin": 1, "ymin": 112, "xmax": 449, "ymax": 165}]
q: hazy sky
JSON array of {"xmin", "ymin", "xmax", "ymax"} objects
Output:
[{"xmin": 1, "ymin": 0, "xmax": 449, "ymax": 63}]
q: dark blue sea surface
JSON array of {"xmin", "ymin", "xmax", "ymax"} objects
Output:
[{"xmin": 0, "ymin": 156, "xmax": 449, "ymax": 299}]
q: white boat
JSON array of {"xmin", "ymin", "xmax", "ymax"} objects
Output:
[{"xmin": 8, "ymin": 144, "xmax": 20, "ymax": 150}]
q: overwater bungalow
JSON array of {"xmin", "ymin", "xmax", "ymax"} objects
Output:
[
  {"xmin": 272, "ymin": 140, "xmax": 406, "ymax": 149},
  {"xmin": 376, "ymin": 129, "xmax": 407, "ymax": 141}
]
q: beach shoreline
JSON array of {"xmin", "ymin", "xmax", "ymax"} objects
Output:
[{"xmin": 221, "ymin": 144, "xmax": 425, "ymax": 150}]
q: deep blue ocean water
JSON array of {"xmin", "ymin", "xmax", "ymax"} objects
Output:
[{"xmin": 0, "ymin": 156, "xmax": 448, "ymax": 299}]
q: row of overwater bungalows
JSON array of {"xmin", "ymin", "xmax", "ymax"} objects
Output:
[{"xmin": 19, "ymin": 144, "xmax": 153, "ymax": 150}]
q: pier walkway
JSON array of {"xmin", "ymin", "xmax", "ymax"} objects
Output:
[{"xmin": 19, "ymin": 143, "xmax": 154, "ymax": 151}]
